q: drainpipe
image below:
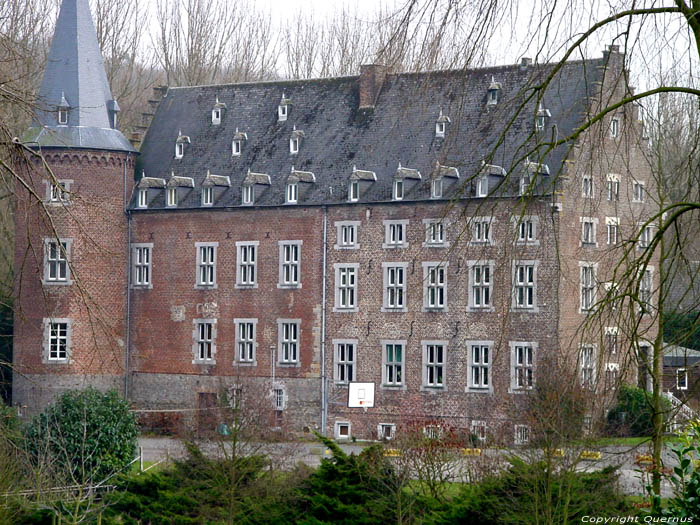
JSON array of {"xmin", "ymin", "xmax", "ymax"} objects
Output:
[
  {"xmin": 124, "ymin": 153, "xmax": 132, "ymax": 400},
  {"xmin": 320, "ymin": 207, "xmax": 328, "ymax": 435}
]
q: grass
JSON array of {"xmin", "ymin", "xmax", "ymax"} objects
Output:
[{"xmin": 591, "ymin": 435, "xmax": 683, "ymax": 447}]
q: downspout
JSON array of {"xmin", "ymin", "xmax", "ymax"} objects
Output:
[
  {"xmin": 320, "ymin": 207, "xmax": 328, "ymax": 435},
  {"xmin": 124, "ymin": 153, "xmax": 132, "ymax": 400}
]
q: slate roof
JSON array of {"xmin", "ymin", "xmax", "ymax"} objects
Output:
[
  {"xmin": 24, "ymin": 0, "xmax": 135, "ymax": 152},
  {"xmin": 664, "ymin": 344, "xmax": 700, "ymax": 367},
  {"xmin": 134, "ymin": 57, "xmax": 607, "ymax": 210}
]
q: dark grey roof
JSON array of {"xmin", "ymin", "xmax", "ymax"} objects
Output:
[
  {"xmin": 664, "ymin": 344, "xmax": 700, "ymax": 367},
  {"xmin": 135, "ymin": 58, "xmax": 606, "ymax": 210},
  {"xmin": 25, "ymin": 0, "xmax": 135, "ymax": 153}
]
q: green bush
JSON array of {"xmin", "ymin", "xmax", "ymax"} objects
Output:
[
  {"xmin": 606, "ymin": 384, "xmax": 670, "ymax": 437},
  {"xmin": 24, "ymin": 388, "xmax": 138, "ymax": 484}
]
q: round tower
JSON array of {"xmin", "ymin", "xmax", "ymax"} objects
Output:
[{"xmin": 13, "ymin": 0, "xmax": 137, "ymax": 415}]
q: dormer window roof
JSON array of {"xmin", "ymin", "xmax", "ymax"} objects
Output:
[
  {"xmin": 290, "ymin": 126, "xmax": 305, "ymax": 154},
  {"xmin": 289, "ymin": 166, "xmax": 316, "ymax": 183},
  {"xmin": 476, "ymin": 162, "xmax": 506, "ymax": 198},
  {"xmin": 487, "ymin": 76, "xmax": 501, "ymax": 105},
  {"xmin": 526, "ymin": 159, "xmax": 550, "ymax": 175},
  {"xmin": 278, "ymin": 93, "xmax": 291, "ymax": 122},
  {"xmin": 175, "ymin": 131, "xmax": 191, "ymax": 159},
  {"xmin": 212, "ymin": 96, "xmax": 226, "ymax": 125},
  {"xmin": 136, "ymin": 175, "xmax": 167, "ymax": 189},
  {"xmin": 350, "ymin": 165, "xmax": 377, "ymax": 182},
  {"xmin": 232, "ymin": 128, "xmax": 248, "ymax": 156},
  {"xmin": 435, "ymin": 110, "xmax": 450, "ymax": 138},
  {"xmin": 286, "ymin": 167, "xmax": 315, "ymax": 204},
  {"xmin": 202, "ymin": 171, "xmax": 231, "ymax": 188},
  {"xmin": 535, "ymin": 102, "xmax": 551, "ymax": 131},
  {"xmin": 57, "ymin": 92, "xmax": 70, "ymax": 125},
  {"xmin": 166, "ymin": 173, "xmax": 195, "ymax": 188},
  {"xmin": 433, "ymin": 162, "xmax": 460, "ymax": 180},
  {"xmin": 242, "ymin": 169, "xmax": 271, "ymax": 206},
  {"xmin": 395, "ymin": 163, "xmax": 421, "ymax": 180}
]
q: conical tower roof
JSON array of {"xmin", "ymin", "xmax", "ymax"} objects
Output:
[{"xmin": 23, "ymin": 0, "xmax": 136, "ymax": 152}]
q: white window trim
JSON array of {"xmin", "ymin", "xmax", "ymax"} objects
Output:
[
  {"xmin": 579, "ymin": 261, "xmax": 598, "ymax": 314},
  {"xmin": 382, "ymin": 220, "xmax": 410, "ymax": 249},
  {"xmin": 377, "ymin": 423, "xmax": 396, "ymax": 441},
  {"xmin": 58, "ymin": 108, "xmax": 68, "ymax": 125},
  {"xmin": 476, "ymin": 174, "xmax": 489, "ymax": 197},
  {"xmin": 235, "ymin": 241, "xmax": 259, "ymax": 289},
  {"xmin": 334, "ymin": 221, "xmax": 360, "ymax": 250},
  {"xmin": 138, "ymin": 188, "xmax": 148, "ymax": 208},
  {"xmin": 632, "ymin": 180, "xmax": 646, "ymax": 203},
  {"xmin": 232, "ymin": 139, "xmax": 242, "ymax": 156},
  {"xmin": 202, "ymin": 186, "xmax": 213, "ymax": 207},
  {"xmin": 212, "ymin": 108, "xmax": 221, "ymax": 125},
  {"xmin": 45, "ymin": 179, "xmax": 73, "ymax": 205},
  {"xmin": 582, "ymin": 175, "xmax": 594, "ymax": 198},
  {"xmin": 333, "ymin": 263, "xmax": 359, "ymax": 313},
  {"xmin": 422, "ymin": 261, "xmax": 448, "ymax": 312},
  {"xmin": 469, "ymin": 216, "xmax": 495, "ymax": 246},
  {"xmin": 166, "ymin": 187, "xmax": 177, "ymax": 207},
  {"xmin": 606, "ymin": 217, "xmax": 619, "ymax": 245},
  {"xmin": 42, "ymin": 318, "xmax": 72, "ymax": 364},
  {"xmin": 277, "ymin": 319, "xmax": 301, "ymax": 366},
  {"xmin": 637, "ymin": 223, "xmax": 654, "ymax": 250},
  {"xmin": 192, "ymin": 318, "xmax": 217, "ymax": 365},
  {"xmin": 605, "ymin": 327, "xmax": 619, "ymax": 355},
  {"xmin": 514, "ymin": 424, "xmax": 530, "ymax": 445},
  {"xmin": 421, "ymin": 340, "xmax": 448, "ymax": 390},
  {"xmin": 580, "ymin": 343, "xmax": 597, "ymax": 388},
  {"xmin": 195, "ymin": 242, "xmax": 218, "ymax": 289},
  {"xmin": 431, "ymin": 178, "xmax": 443, "ymax": 199},
  {"xmin": 278, "ymin": 104, "xmax": 288, "ymax": 122},
  {"xmin": 466, "ymin": 260, "xmax": 495, "ymax": 312},
  {"xmin": 381, "ymin": 339, "xmax": 407, "ymax": 390},
  {"xmin": 511, "ymin": 260, "xmax": 539, "ymax": 312},
  {"xmin": 334, "ymin": 421, "xmax": 351, "ymax": 439},
  {"xmin": 289, "ymin": 137, "xmax": 299, "ymax": 154},
  {"xmin": 242, "ymin": 184, "xmax": 254, "ymax": 206},
  {"xmin": 422, "ymin": 219, "xmax": 449, "ymax": 248},
  {"xmin": 639, "ymin": 265, "xmax": 655, "ymax": 312},
  {"xmin": 333, "ymin": 338, "xmax": 358, "ymax": 384},
  {"xmin": 381, "ymin": 262, "xmax": 408, "ymax": 312},
  {"xmin": 233, "ymin": 318, "xmax": 258, "ymax": 366},
  {"xmin": 610, "ymin": 117, "xmax": 619, "ymax": 138},
  {"xmin": 393, "ymin": 179, "xmax": 404, "ymax": 201},
  {"xmin": 466, "ymin": 340, "xmax": 493, "ymax": 393},
  {"xmin": 511, "ymin": 216, "xmax": 539, "ymax": 246},
  {"xmin": 286, "ymin": 182, "xmax": 298, "ymax": 204},
  {"xmin": 175, "ymin": 142, "xmax": 184, "ymax": 159},
  {"xmin": 471, "ymin": 420, "xmax": 488, "ymax": 442},
  {"xmin": 348, "ymin": 181, "xmax": 359, "ymax": 202},
  {"xmin": 606, "ymin": 174, "xmax": 620, "ymax": 201},
  {"xmin": 435, "ymin": 121, "xmax": 446, "ymax": 138},
  {"xmin": 278, "ymin": 240, "xmax": 302, "ymax": 289},
  {"xmin": 131, "ymin": 242, "xmax": 153, "ymax": 289},
  {"xmin": 677, "ymin": 369, "xmax": 688, "ymax": 391},
  {"xmin": 580, "ymin": 216, "xmax": 599, "ymax": 247},
  {"xmin": 271, "ymin": 383, "xmax": 287, "ymax": 411},
  {"xmin": 509, "ymin": 341, "xmax": 537, "ymax": 392},
  {"xmin": 42, "ymin": 238, "xmax": 73, "ymax": 286}
]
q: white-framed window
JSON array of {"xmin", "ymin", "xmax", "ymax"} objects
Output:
[
  {"xmin": 422, "ymin": 341, "xmax": 446, "ymax": 389},
  {"xmin": 334, "ymin": 221, "xmax": 360, "ymax": 249},
  {"xmin": 606, "ymin": 217, "xmax": 619, "ymax": 245},
  {"xmin": 431, "ymin": 178, "xmax": 442, "ymax": 198},
  {"xmin": 424, "ymin": 424, "xmax": 443, "ymax": 440},
  {"xmin": 580, "ymin": 217, "xmax": 598, "ymax": 246},
  {"xmin": 58, "ymin": 108, "xmax": 68, "ymax": 125},
  {"xmin": 277, "ymin": 319, "xmax": 300, "ymax": 365},
  {"xmin": 514, "ymin": 216, "xmax": 538, "ymax": 245},
  {"xmin": 468, "ymin": 342, "xmax": 491, "ymax": 391},
  {"xmin": 510, "ymin": 342, "xmax": 535, "ymax": 391},
  {"xmin": 272, "ymin": 387, "xmax": 286, "ymax": 410},
  {"xmin": 175, "ymin": 142, "xmax": 184, "ymax": 159},
  {"xmin": 279, "ymin": 241, "xmax": 301, "ymax": 288},
  {"xmin": 278, "ymin": 103, "xmax": 288, "ymax": 122},
  {"xmin": 610, "ymin": 117, "xmax": 619, "ymax": 138},
  {"xmin": 582, "ymin": 175, "xmax": 594, "ymax": 198},
  {"xmin": 335, "ymin": 421, "xmax": 351, "ymax": 439},
  {"xmin": 43, "ymin": 239, "xmax": 72, "ymax": 285},
  {"xmin": 640, "ymin": 267, "xmax": 653, "ymax": 310},
  {"xmin": 607, "ymin": 174, "xmax": 620, "ymax": 201},
  {"xmin": 242, "ymin": 184, "xmax": 254, "ymax": 205},
  {"xmin": 423, "ymin": 219, "xmax": 447, "ymax": 247},
  {"xmin": 605, "ymin": 327, "xmax": 618, "ymax": 355},
  {"xmin": 580, "ymin": 262, "xmax": 597, "ymax": 313},
  {"xmin": 236, "ymin": 242, "xmax": 258, "ymax": 288},
  {"xmin": 334, "ymin": 263, "xmax": 358, "ymax": 311},
  {"xmin": 383, "ymin": 220, "xmax": 409, "ymax": 249},
  {"xmin": 435, "ymin": 121, "xmax": 446, "ymax": 137},
  {"xmin": 289, "ymin": 137, "xmax": 299, "ymax": 154},
  {"xmin": 512, "ymin": 261, "xmax": 537, "ymax": 310},
  {"xmin": 471, "ymin": 420, "xmax": 487, "ymax": 442},
  {"xmin": 535, "ymin": 114, "xmax": 546, "ymax": 131},
  {"xmin": 393, "ymin": 179, "xmax": 404, "ymax": 200},
  {"xmin": 138, "ymin": 188, "xmax": 148, "ymax": 208},
  {"xmin": 195, "ymin": 242, "xmax": 217, "ymax": 288},
  {"xmin": 476, "ymin": 174, "xmax": 489, "ymax": 197},
  {"xmin": 193, "ymin": 319, "xmax": 216, "ymax": 364},
  {"xmin": 202, "ymin": 186, "xmax": 213, "ymax": 206},
  {"xmin": 470, "ymin": 217, "xmax": 493, "ymax": 244},
  {"xmin": 212, "ymin": 108, "xmax": 221, "ymax": 125},
  {"xmin": 605, "ymin": 363, "xmax": 620, "ymax": 388},
  {"xmin": 423, "ymin": 262, "xmax": 447, "ymax": 310},
  {"xmin": 377, "ymin": 423, "xmax": 395, "ymax": 441},
  {"xmin": 382, "ymin": 340, "xmax": 405, "ymax": 387},
  {"xmin": 348, "ymin": 180, "xmax": 359, "ymax": 202},
  {"xmin": 382, "ymin": 263, "xmax": 407, "ymax": 311},
  {"xmin": 47, "ymin": 179, "xmax": 71, "ymax": 203},
  {"xmin": 131, "ymin": 243, "xmax": 153, "ymax": 288},
  {"xmin": 633, "ymin": 181, "xmax": 645, "ymax": 202},
  {"xmin": 234, "ymin": 318, "xmax": 257, "ymax": 365},
  {"xmin": 514, "ymin": 425, "xmax": 530, "ymax": 445},
  {"xmin": 286, "ymin": 183, "xmax": 298, "ymax": 203},
  {"xmin": 468, "ymin": 261, "xmax": 493, "ymax": 310},
  {"xmin": 43, "ymin": 318, "xmax": 71, "ymax": 363},
  {"xmin": 166, "ymin": 187, "xmax": 177, "ymax": 207},
  {"xmin": 232, "ymin": 139, "xmax": 242, "ymax": 156},
  {"xmin": 333, "ymin": 339, "xmax": 357, "ymax": 384},
  {"xmin": 638, "ymin": 224, "xmax": 653, "ymax": 249},
  {"xmin": 677, "ymin": 369, "xmax": 688, "ymax": 390},
  {"xmin": 580, "ymin": 344, "xmax": 596, "ymax": 387}
]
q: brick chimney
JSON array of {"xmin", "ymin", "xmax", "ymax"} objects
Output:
[{"xmin": 359, "ymin": 64, "xmax": 388, "ymax": 109}]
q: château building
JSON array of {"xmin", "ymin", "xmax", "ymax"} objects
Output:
[{"xmin": 13, "ymin": 0, "xmax": 658, "ymax": 442}]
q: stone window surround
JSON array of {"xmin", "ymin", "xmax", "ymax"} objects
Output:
[
  {"xmin": 194, "ymin": 242, "xmax": 218, "ymax": 289},
  {"xmin": 233, "ymin": 318, "xmax": 258, "ymax": 366},
  {"xmin": 131, "ymin": 242, "xmax": 153, "ymax": 289},
  {"xmin": 278, "ymin": 240, "xmax": 302, "ymax": 289},
  {"xmin": 192, "ymin": 318, "xmax": 217, "ymax": 365},
  {"xmin": 42, "ymin": 317, "xmax": 72, "ymax": 364},
  {"xmin": 42, "ymin": 237, "xmax": 73, "ymax": 286}
]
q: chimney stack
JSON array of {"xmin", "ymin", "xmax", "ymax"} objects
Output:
[{"xmin": 359, "ymin": 64, "xmax": 388, "ymax": 110}]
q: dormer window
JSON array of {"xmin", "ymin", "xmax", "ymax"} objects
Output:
[
  {"xmin": 476, "ymin": 174, "xmax": 489, "ymax": 197},
  {"xmin": 349, "ymin": 181, "xmax": 359, "ymax": 202},
  {"xmin": 435, "ymin": 110, "xmax": 450, "ymax": 138},
  {"xmin": 167, "ymin": 187, "xmax": 177, "ymax": 207},
  {"xmin": 289, "ymin": 126, "xmax": 304, "ymax": 155},
  {"xmin": 58, "ymin": 108, "xmax": 68, "ymax": 125},
  {"xmin": 393, "ymin": 179, "xmax": 404, "ymax": 200},
  {"xmin": 535, "ymin": 102, "xmax": 551, "ymax": 132},
  {"xmin": 431, "ymin": 179, "xmax": 442, "ymax": 199},
  {"xmin": 242, "ymin": 184, "xmax": 254, "ymax": 205},
  {"xmin": 487, "ymin": 76, "xmax": 501, "ymax": 106},
  {"xmin": 278, "ymin": 93, "xmax": 291, "ymax": 122},
  {"xmin": 233, "ymin": 140, "xmax": 242, "ymax": 156},
  {"xmin": 138, "ymin": 189, "xmax": 147, "ymax": 208},
  {"xmin": 202, "ymin": 186, "xmax": 213, "ymax": 206},
  {"xmin": 212, "ymin": 108, "xmax": 221, "ymax": 125},
  {"xmin": 286, "ymin": 183, "xmax": 298, "ymax": 204},
  {"xmin": 176, "ymin": 142, "xmax": 184, "ymax": 158},
  {"xmin": 610, "ymin": 118, "xmax": 619, "ymax": 138},
  {"xmin": 519, "ymin": 174, "xmax": 531, "ymax": 196}
]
